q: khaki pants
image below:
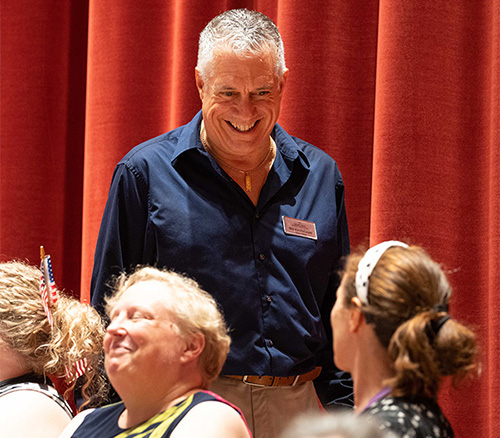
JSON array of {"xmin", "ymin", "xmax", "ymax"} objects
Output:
[{"xmin": 209, "ymin": 376, "xmax": 321, "ymax": 438}]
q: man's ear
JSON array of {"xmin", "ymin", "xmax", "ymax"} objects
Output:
[
  {"xmin": 180, "ymin": 332, "xmax": 205, "ymax": 364},
  {"xmin": 195, "ymin": 68, "xmax": 205, "ymax": 100},
  {"xmin": 349, "ymin": 297, "xmax": 365, "ymax": 333},
  {"xmin": 278, "ymin": 68, "xmax": 288, "ymax": 95}
]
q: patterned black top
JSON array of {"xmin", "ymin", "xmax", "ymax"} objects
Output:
[{"xmin": 362, "ymin": 396, "xmax": 454, "ymax": 438}]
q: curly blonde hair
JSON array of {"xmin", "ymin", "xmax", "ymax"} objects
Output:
[
  {"xmin": 106, "ymin": 266, "xmax": 231, "ymax": 389},
  {"xmin": 0, "ymin": 261, "xmax": 107, "ymax": 408},
  {"xmin": 340, "ymin": 245, "xmax": 478, "ymax": 399}
]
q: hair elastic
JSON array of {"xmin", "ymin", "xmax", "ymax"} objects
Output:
[
  {"xmin": 426, "ymin": 315, "xmax": 451, "ymax": 344},
  {"xmin": 425, "ymin": 303, "xmax": 451, "ymax": 344},
  {"xmin": 355, "ymin": 240, "xmax": 409, "ymax": 305}
]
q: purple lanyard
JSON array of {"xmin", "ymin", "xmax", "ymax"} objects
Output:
[{"xmin": 362, "ymin": 386, "xmax": 392, "ymax": 411}]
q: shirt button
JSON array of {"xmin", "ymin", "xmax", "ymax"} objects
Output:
[
  {"xmin": 255, "ymin": 213, "xmax": 260, "ymax": 219},
  {"xmin": 259, "ymin": 253, "xmax": 265, "ymax": 261},
  {"xmin": 268, "ymin": 339, "xmax": 274, "ymax": 347},
  {"xmin": 266, "ymin": 295, "xmax": 272, "ymax": 303}
]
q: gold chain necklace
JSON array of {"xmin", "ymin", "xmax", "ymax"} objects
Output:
[{"xmin": 200, "ymin": 123, "xmax": 275, "ymax": 192}]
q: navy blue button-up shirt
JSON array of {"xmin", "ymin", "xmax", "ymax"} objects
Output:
[{"xmin": 91, "ymin": 111, "xmax": 350, "ymax": 403}]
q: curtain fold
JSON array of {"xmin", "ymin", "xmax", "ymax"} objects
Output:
[
  {"xmin": 1, "ymin": 0, "xmax": 88, "ymax": 296},
  {"xmin": 370, "ymin": 3, "xmax": 499, "ymax": 437},
  {"xmin": 1, "ymin": 1, "xmax": 498, "ymax": 436}
]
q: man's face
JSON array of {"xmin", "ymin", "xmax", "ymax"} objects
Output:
[
  {"xmin": 196, "ymin": 49, "xmax": 287, "ymax": 157},
  {"xmin": 104, "ymin": 281, "xmax": 185, "ymax": 384}
]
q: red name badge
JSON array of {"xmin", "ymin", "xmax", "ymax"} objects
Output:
[{"xmin": 282, "ymin": 216, "xmax": 317, "ymax": 240}]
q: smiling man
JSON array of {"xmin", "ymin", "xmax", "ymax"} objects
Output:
[
  {"xmin": 195, "ymin": 48, "xmax": 285, "ymax": 205},
  {"xmin": 91, "ymin": 9, "xmax": 351, "ymax": 438}
]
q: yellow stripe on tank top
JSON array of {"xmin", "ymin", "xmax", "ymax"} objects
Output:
[{"xmin": 113, "ymin": 394, "xmax": 195, "ymax": 438}]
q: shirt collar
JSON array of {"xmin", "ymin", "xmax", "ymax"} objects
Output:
[{"xmin": 171, "ymin": 110, "xmax": 205, "ymax": 163}]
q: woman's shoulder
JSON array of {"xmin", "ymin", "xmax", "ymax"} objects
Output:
[
  {"xmin": 0, "ymin": 389, "xmax": 73, "ymax": 438},
  {"xmin": 171, "ymin": 392, "xmax": 251, "ymax": 438},
  {"xmin": 59, "ymin": 402, "xmax": 125, "ymax": 438}
]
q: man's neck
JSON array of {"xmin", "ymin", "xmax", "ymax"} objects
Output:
[
  {"xmin": 200, "ymin": 121, "xmax": 276, "ymax": 205},
  {"xmin": 200, "ymin": 121, "xmax": 274, "ymax": 170}
]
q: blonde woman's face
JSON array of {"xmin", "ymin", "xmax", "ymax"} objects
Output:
[{"xmin": 104, "ymin": 281, "xmax": 185, "ymax": 384}]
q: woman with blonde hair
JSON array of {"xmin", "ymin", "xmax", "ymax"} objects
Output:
[
  {"xmin": 59, "ymin": 266, "xmax": 251, "ymax": 438},
  {"xmin": 0, "ymin": 260, "xmax": 106, "ymax": 438},
  {"xmin": 330, "ymin": 241, "xmax": 478, "ymax": 437}
]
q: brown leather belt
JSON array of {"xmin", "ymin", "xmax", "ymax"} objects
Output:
[{"xmin": 225, "ymin": 366, "xmax": 322, "ymax": 387}]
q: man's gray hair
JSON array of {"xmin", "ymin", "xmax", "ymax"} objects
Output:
[{"xmin": 197, "ymin": 9, "xmax": 286, "ymax": 80}]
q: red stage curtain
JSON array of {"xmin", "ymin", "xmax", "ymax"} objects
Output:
[
  {"xmin": 1, "ymin": 1, "xmax": 88, "ymax": 296},
  {"xmin": 1, "ymin": 1, "xmax": 498, "ymax": 436}
]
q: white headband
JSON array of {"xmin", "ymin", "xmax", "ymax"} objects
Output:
[{"xmin": 355, "ymin": 240, "xmax": 409, "ymax": 305}]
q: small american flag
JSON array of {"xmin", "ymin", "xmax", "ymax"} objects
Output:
[
  {"xmin": 39, "ymin": 246, "xmax": 58, "ymax": 326},
  {"xmin": 65, "ymin": 358, "xmax": 88, "ymax": 382}
]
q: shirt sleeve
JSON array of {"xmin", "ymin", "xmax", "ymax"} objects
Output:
[
  {"xmin": 90, "ymin": 162, "xmax": 153, "ymax": 317},
  {"xmin": 314, "ymin": 179, "xmax": 353, "ymax": 408}
]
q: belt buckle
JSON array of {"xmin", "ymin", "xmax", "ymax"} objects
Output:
[{"xmin": 242, "ymin": 375, "xmax": 268, "ymax": 388}]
